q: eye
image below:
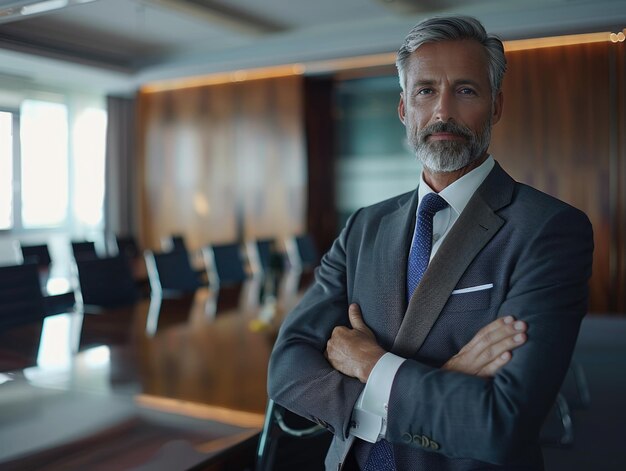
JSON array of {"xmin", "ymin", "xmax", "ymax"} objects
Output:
[
  {"xmin": 416, "ymin": 88, "xmax": 433, "ymax": 96},
  {"xmin": 458, "ymin": 87, "xmax": 477, "ymax": 96}
]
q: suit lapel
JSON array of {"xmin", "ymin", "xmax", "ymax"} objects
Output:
[
  {"xmin": 374, "ymin": 190, "xmax": 418, "ymax": 340},
  {"xmin": 391, "ymin": 162, "xmax": 515, "ymax": 358}
]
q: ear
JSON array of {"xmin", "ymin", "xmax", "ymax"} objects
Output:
[
  {"xmin": 398, "ymin": 93, "xmax": 406, "ymax": 125},
  {"xmin": 491, "ymin": 90, "xmax": 503, "ymax": 125}
]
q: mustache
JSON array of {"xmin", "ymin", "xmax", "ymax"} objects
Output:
[{"xmin": 418, "ymin": 121, "xmax": 473, "ymax": 142}]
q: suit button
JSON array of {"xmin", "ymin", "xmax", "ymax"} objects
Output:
[
  {"xmin": 412, "ymin": 434, "xmax": 422, "ymax": 445},
  {"xmin": 401, "ymin": 433, "xmax": 412, "ymax": 444},
  {"xmin": 430, "ymin": 440, "xmax": 440, "ymax": 450},
  {"xmin": 420, "ymin": 436, "xmax": 430, "ymax": 448}
]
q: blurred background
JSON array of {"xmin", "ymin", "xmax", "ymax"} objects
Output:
[
  {"xmin": 0, "ymin": 1, "xmax": 625, "ymax": 470},
  {"xmin": 0, "ymin": 0, "xmax": 623, "ymax": 313}
]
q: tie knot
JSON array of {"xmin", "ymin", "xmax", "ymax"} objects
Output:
[{"xmin": 418, "ymin": 192, "xmax": 448, "ymax": 217}]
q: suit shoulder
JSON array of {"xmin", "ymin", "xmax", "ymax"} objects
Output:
[
  {"xmin": 339, "ymin": 190, "xmax": 415, "ymax": 240},
  {"xmin": 513, "ymin": 182, "xmax": 590, "ymax": 224},
  {"xmin": 355, "ymin": 190, "xmax": 414, "ymax": 219}
]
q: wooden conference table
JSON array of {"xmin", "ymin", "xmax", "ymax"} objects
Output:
[{"xmin": 0, "ymin": 283, "xmax": 296, "ymax": 470}]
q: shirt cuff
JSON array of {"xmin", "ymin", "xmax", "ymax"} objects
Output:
[{"xmin": 349, "ymin": 352, "xmax": 406, "ymax": 442}]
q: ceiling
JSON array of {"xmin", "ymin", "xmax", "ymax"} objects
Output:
[{"xmin": 0, "ymin": 0, "xmax": 625, "ymax": 95}]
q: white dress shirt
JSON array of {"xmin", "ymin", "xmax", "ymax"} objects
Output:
[{"xmin": 350, "ymin": 156, "xmax": 495, "ymax": 442}]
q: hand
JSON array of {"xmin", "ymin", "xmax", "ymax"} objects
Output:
[
  {"xmin": 442, "ymin": 316, "xmax": 527, "ymax": 378},
  {"xmin": 325, "ymin": 304, "xmax": 386, "ymax": 383}
]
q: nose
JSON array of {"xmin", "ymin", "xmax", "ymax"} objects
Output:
[{"xmin": 434, "ymin": 90, "xmax": 456, "ymax": 122}]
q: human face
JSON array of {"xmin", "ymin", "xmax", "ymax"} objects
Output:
[{"xmin": 398, "ymin": 40, "xmax": 503, "ymax": 175}]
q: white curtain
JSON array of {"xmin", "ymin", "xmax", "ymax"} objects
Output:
[{"xmin": 104, "ymin": 95, "xmax": 136, "ymax": 239}]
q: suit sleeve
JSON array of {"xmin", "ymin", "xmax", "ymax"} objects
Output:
[
  {"xmin": 385, "ymin": 206, "xmax": 594, "ymax": 464},
  {"xmin": 267, "ymin": 211, "xmax": 364, "ymax": 438}
]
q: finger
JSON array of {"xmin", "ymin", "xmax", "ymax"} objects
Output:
[
  {"xmin": 461, "ymin": 316, "xmax": 526, "ymax": 354},
  {"xmin": 474, "ymin": 331, "xmax": 527, "ymax": 371},
  {"xmin": 477, "ymin": 350, "xmax": 512, "ymax": 377},
  {"xmin": 460, "ymin": 316, "xmax": 514, "ymax": 352},
  {"xmin": 328, "ymin": 326, "xmax": 340, "ymax": 343},
  {"xmin": 347, "ymin": 304, "xmax": 367, "ymax": 330},
  {"xmin": 326, "ymin": 328, "xmax": 341, "ymax": 350}
]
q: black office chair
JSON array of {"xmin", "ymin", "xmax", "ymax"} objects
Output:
[
  {"xmin": 71, "ymin": 240, "xmax": 98, "ymax": 261},
  {"xmin": 20, "ymin": 243, "xmax": 52, "ymax": 270},
  {"xmin": 0, "ymin": 260, "xmax": 75, "ymax": 365},
  {"xmin": 559, "ymin": 359, "xmax": 591, "ymax": 410},
  {"xmin": 285, "ymin": 234, "xmax": 320, "ymax": 271},
  {"xmin": 246, "ymin": 238, "xmax": 285, "ymax": 306},
  {"xmin": 19, "ymin": 242, "xmax": 54, "ymax": 291},
  {"xmin": 0, "ymin": 263, "xmax": 46, "ymax": 330},
  {"xmin": 256, "ymin": 399, "xmax": 332, "ymax": 471},
  {"xmin": 145, "ymin": 250, "xmax": 203, "ymax": 297},
  {"xmin": 202, "ymin": 242, "xmax": 252, "ymax": 310},
  {"xmin": 161, "ymin": 234, "xmax": 187, "ymax": 253},
  {"xmin": 114, "ymin": 234, "xmax": 140, "ymax": 259},
  {"xmin": 295, "ymin": 234, "xmax": 320, "ymax": 270},
  {"xmin": 202, "ymin": 243, "xmax": 248, "ymax": 289},
  {"xmin": 540, "ymin": 393, "xmax": 574, "ymax": 447},
  {"xmin": 250, "ymin": 238, "xmax": 275, "ymax": 277},
  {"xmin": 282, "ymin": 234, "xmax": 319, "ymax": 297},
  {"xmin": 75, "ymin": 255, "xmax": 139, "ymax": 309}
]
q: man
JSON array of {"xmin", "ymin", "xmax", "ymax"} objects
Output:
[{"xmin": 268, "ymin": 16, "xmax": 593, "ymax": 470}]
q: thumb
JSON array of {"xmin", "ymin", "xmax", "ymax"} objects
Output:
[{"xmin": 348, "ymin": 304, "xmax": 368, "ymax": 331}]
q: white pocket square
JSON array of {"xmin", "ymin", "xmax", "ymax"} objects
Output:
[{"xmin": 451, "ymin": 283, "xmax": 494, "ymax": 295}]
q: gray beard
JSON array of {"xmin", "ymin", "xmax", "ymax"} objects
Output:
[{"xmin": 409, "ymin": 120, "xmax": 492, "ymax": 173}]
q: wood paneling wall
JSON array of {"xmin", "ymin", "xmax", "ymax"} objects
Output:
[
  {"xmin": 304, "ymin": 77, "xmax": 337, "ymax": 255},
  {"xmin": 136, "ymin": 41, "xmax": 626, "ymax": 313},
  {"xmin": 490, "ymin": 41, "xmax": 626, "ymax": 313},
  {"xmin": 137, "ymin": 76, "xmax": 306, "ymax": 251}
]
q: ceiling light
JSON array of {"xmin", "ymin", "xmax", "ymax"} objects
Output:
[
  {"xmin": 0, "ymin": 0, "xmax": 97, "ymax": 23},
  {"xmin": 21, "ymin": 0, "xmax": 68, "ymax": 16}
]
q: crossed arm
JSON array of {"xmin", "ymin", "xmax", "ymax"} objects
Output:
[
  {"xmin": 325, "ymin": 303, "xmax": 528, "ymax": 383},
  {"xmin": 269, "ymin": 204, "xmax": 593, "ymax": 465}
]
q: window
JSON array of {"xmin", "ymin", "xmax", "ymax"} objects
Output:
[
  {"xmin": 0, "ymin": 98, "xmax": 107, "ymax": 233},
  {"xmin": 0, "ymin": 110, "xmax": 15, "ymax": 230},
  {"xmin": 20, "ymin": 100, "xmax": 69, "ymax": 228},
  {"xmin": 73, "ymin": 107, "xmax": 107, "ymax": 227}
]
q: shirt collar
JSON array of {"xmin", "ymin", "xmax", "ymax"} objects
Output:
[{"xmin": 418, "ymin": 155, "xmax": 495, "ymax": 216}]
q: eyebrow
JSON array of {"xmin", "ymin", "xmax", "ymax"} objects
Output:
[
  {"xmin": 455, "ymin": 79, "xmax": 484, "ymax": 89},
  {"xmin": 411, "ymin": 79, "xmax": 485, "ymax": 89}
]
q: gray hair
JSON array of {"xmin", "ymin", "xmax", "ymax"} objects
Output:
[{"xmin": 396, "ymin": 16, "xmax": 506, "ymax": 100}]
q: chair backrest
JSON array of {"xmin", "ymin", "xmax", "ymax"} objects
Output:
[
  {"xmin": 145, "ymin": 250, "xmax": 201, "ymax": 296},
  {"xmin": 71, "ymin": 241, "xmax": 98, "ymax": 261},
  {"xmin": 0, "ymin": 263, "xmax": 46, "ymax": 329},
  {"xmin": 256, "ymin": 239, "xmax": 274, "ymax": 274},
  {"xmin": 540, "ymin": 393, "xmax": 574, "ymax": 447},
  {"xmin": 115, "ymin": 235, "xmax": 140, "ymax": 259},
  {"xmin": 256, "ymin": 399, "xmax": 331, "ymax": 471},
  {"xmin": 246, "ymin": 238, "xmax": 278, "ymax": 278},
  {"xmin": 286, "ymin": 234, "xmax": 319, "ymax": 271},
  {"xmin": 161, "ymin": 234, "xmax": 187, "ymax": 253},
  {"xmin": 20, "ymin": 244, "xmax": 52, "ymax": 269},
  {"xmin": 295, "ymin": 235, "xmax": 319, "ymax": 269},
  {"xmin": 202, "ymin": 243, "xmax": 248, "ymax": 288},
  {"xmin": 75, "ymin": 256, "xmax": 138, "ymax": 308}
]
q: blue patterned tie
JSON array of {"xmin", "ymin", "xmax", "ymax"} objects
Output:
[
  {"xmin": 363, "ymin": 192, "xmax": 447, "ymax": 471},
  {"xmin": 406, "ymin": 192, "xmax": 448, "ymax": 302}
]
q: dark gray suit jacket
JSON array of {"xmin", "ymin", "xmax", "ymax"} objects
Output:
[{"xmin": 268, "ymin": 162, "xmax": 594, "ymax": 470}]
